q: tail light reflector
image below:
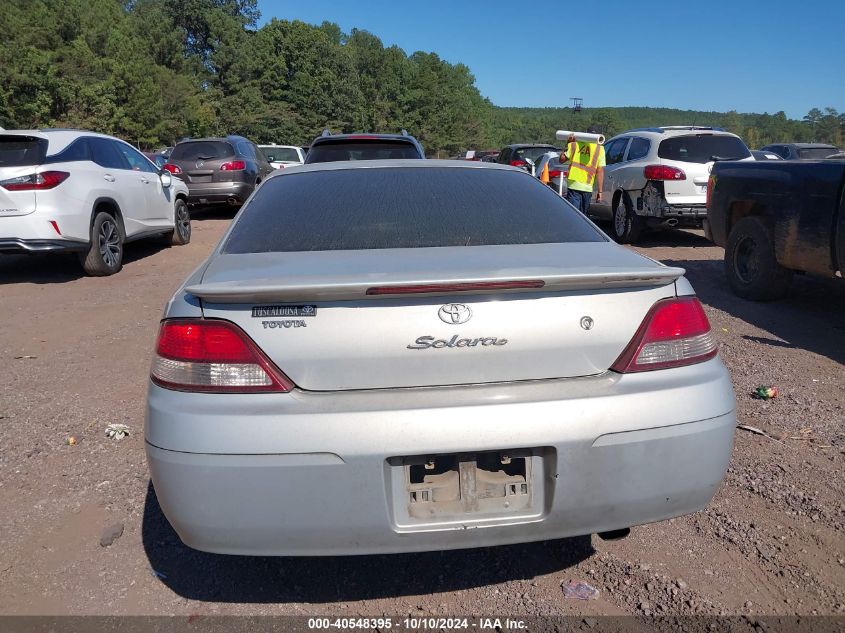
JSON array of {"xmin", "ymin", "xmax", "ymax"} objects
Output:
[
  {"xmin": 611, "ymin": 297, "xmax": 717, "ymax": 373},
  {"xmin": 220, "ymin": 160, "xmax": 246, "ymax": 171},
  {"xmin": 706, "ymin": 174, "xmax": 716, "ymax": 209},
  {"xmin": 151, "ymin": 319, "xmax": 293, "ymax": 393},
  {"xmin": 509, "ymin": 159, "xmax": 527, "ymax": 168},
  {"xmin": 644, "ymin": 165, "xmax": 686, "ymax": 181},
  {"xmin": 0, "ymin": 171, "xmax": 69, "ymax": 191},
  {"xmin": 548, "ymin": 169, "xmax": 562, "ymax": 178},
  {"xmin": 162, "ymin": 163, "xmax": 182, "ymax": 174}
]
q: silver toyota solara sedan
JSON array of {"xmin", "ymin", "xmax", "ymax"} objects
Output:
[{"xmin": 146, "ymin": 160, "xmax": 735, "ymax": 556}]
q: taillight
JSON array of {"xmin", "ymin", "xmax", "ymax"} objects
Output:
[
  {"xmin": 220, "ymin": 160, "xmax": 246, "ymax": 171},
  {"xmin": 0, "ymin": 171, "xmax": 69, "ymax": 191},
  {"xmin": 706, "ymin": 174, "xmax": 716, "ymax": 209},
  {"xmin": 509, "ymin": 159, "xmax": 527, "ymax": 168},
  {"xmin": 162, "ymin": 163, "xmax": 182, "ymax": 174},
  {"xmin": 644, "ymin": 165, "xmax": 686, "ymax": 181},
  {"xmin": 611, "ymin": 297, "xmax": 717, "ymax": 373},
  {"xmin": 150, "ymin": 319, "xmax": 293, "ymax": 393},
  {"xmin": 548, "ymin": 169, "xmax": 562, "ymax": 178}
]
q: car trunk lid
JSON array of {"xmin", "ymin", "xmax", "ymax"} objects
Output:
[{"xmin": 192, "ymin": 243, "xmax": 683, "ymax": 391}]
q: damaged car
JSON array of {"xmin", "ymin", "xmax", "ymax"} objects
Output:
[{"xmin": 588, "ymin": 127, "xmax": 753, "ymax": 243}]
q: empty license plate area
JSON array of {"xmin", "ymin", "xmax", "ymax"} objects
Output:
[{"xmin": 387, "ymin": 449, "xmax": 548, "ymax": 529}]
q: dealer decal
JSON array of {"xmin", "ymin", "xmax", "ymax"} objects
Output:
[{"xmin": 252, "ymin": 305, "xmax": 317, "ymax": 318}]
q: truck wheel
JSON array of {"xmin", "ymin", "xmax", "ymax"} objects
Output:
[
  {"xmin": 611, "ymin": 192, "xmax": 642, "ymax": 244},
  {"xmin": 725, "ymin": 216, "xmax": 792, "ymax": 301},
  {"xmin": 78, "ymin": 211, "xmax": 124, "ymax": 276},
  {"xmin": 169, "ymin": 199, "xmax": 191, "ymax": 245}
]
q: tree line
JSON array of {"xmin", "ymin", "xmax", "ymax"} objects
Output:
[{"xmin": 1, "ymin": 0, "xmax": 842, "ymax": 156}]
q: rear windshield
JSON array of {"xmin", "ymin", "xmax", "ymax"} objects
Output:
[
  {"xmin": 261, "ymin": 146, "xmax": 299, "ymax": 162},
  {"xmin": 798, "ymin": 147, "xmax": 840, "ymax": 159},
  {"xmin": 305, "ymin": 141, "xmax": 421, "ymax": 163},
  {"xmin": 515, "ymin": 147, "xmax": 559, "ymax": 162},
  {"xmin": 658, "ymin": 135, "xmax": 751, "ymax": 163},
  {"xmin": 223, "ymin": 167, "xmax": 605, "ymax": 253},
  {"xmin": 0, "ymin": 136, "xmax": 47, "ymax": 167},
  {"xmin": 170, "ymin": 141, "xmax": 233, "ymax": 161}
]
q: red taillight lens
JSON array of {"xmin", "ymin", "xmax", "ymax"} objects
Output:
[
  {"xmin": 162, "ymin": 163, "xmax": 182, "ymax": 174},
  {"xmin": 220, "ymin": 160, "xmax": 246, "ymax": 171},
  {"xmin": 151, "ymin": 319, "xmax": 293, "ymax": 393},
  {"xmin": 0, "ymin": 171, "xmax": 69, "ymax": 191},
  {"xmin": 611, "ymin": 297, "xmax": 718, "ymax": 373},
  {"xmin": 706, "ymin": 174, "xmax": 716, "ymax": 209},
  {"xmin": 509, "ymin": 159, "xmax": 527, "ymax": 168},
  {"xmin": 366, "ymin": 280, "xmax": 545, "ymax": 295},
  {"xmin": 548, "ymin": 169, "xmax": 562, "ymax": 178},
  {"xmin": 644, "ymin": 165, "xmax": 686, "ymax": 181}
]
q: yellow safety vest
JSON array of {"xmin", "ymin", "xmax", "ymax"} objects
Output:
[{"xmin": 564, "ymin": 141, "xmax": 605, "ymax": 192}]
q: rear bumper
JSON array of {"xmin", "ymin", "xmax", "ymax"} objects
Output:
[
  {"xmin": 184, "ymin": 181, "xmax": 254, "ymax": 205},
  {"xmin": 146, "ymin": 358, "xmax": 736, "ymax": 556},
  {"xmin": 0, "ymin": 237, "xmax": 87, "ymax": 253}
]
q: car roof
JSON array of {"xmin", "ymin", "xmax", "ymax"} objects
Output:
[
  {"xmin": 175, "ymin": 136, "xmax": 245, "ymax": 144},
  {"xmin": 503, "ymin": 143, "xmax": 558, "ymax": 149},
  {"xmin": 0, "ymin": 128, "xmax": 134, "ymax": 154},
  {"xmin": 776, "ymin": 143, "xmax": 839, "ymax": 149},
  {"xmin": 310, "ymin": 132, "xmax": 419, "ymax": 144},
  {"xmin": 264, "ymin": 159, "xmax": 524, "ymax": 181}
]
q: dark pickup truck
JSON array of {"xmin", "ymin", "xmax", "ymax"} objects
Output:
[{"xmin": 706, "ymin": 160, "xmax": 845, "ymax": 300}]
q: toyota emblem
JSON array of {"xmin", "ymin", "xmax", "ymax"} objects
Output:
[{"xmin": 438, "ymin": 303, "xmax": 472, "ymax": 325}]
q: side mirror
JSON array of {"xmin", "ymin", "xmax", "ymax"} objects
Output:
[
  {"xmin": 523, "ymin": 157, "xmax": 535, "ymax": 167},
  {"xmin": 266, "ymin": 155, "xmax": 275, "ymax": 162},
  {"xmin": 160, "ymin": 170, "xmax": 172, "ymax": 188}
]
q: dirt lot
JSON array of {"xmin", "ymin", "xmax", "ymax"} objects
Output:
[{"xmin": 0, "ymin": 212, "xmax": 843, "ymax": 618}]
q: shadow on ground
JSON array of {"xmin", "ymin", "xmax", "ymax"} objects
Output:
[
  {"xmin": 0, "ymin": 240, "xmax": 172, "ymax": 285},
  {"xmin": 661, "ymin": 257, "xmax": 845, "ymax": 365},
  {"xmin": 142, "ymin": 483, "xmax": 594, "ymax": 603}
]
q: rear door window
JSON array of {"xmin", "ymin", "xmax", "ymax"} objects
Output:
[
  {"xmin": 305, "ymin": 141, "xmax": 421, "ymax": 163},
  {"xmin": 0, "ymin": 135, "xmax": 48, "ymax": 167},
  {"xmin": 798, "ymin": 147, "xmax": 839, "ymax": 159},
  {"xmin": 90, "ymin": 138, "xmax": 129, "ymax": 169},
  {"xmin": 625, "ymin": 137, "xmax": 650, "ymax": 161},
  {"xmin": 224, "ymin": 167, "xmax": 606, "ymax": 253},
  {"xmin": 658, "ymin": 134, "xmax": 751, "ymax": 163},
  {"xmin": 170, "ymin": 141, "xmax": 234, "ymax": 162}
]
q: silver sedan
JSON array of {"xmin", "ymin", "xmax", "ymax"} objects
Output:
[{"xmin": 146, "ymin": 160, "xmax": 735, "ymax": 556}]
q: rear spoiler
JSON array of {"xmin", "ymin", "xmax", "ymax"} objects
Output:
[{"xmin": 185, "ymin": 267, "xmax": 684, "ymax": 303}]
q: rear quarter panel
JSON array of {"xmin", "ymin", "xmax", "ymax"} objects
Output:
[{"xmin": 711, "ymin": 161, "xmax": 845, "ymax": 275}]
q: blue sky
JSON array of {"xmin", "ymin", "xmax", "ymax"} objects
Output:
[{"xmin": 257, "ymin": 0, "xmax": 844, "ymax": 119}]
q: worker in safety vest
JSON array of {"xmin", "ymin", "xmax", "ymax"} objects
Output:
[{"xmin": 560, "ymin": 126, "xmax": 606, "ymax": 214}]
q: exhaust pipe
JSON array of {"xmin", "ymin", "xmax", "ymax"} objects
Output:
[
  {"xmin": 227, "ymin": 197, "xmax": 239, "ymax": 207},
  {"xmin": 662, "ymin": 218, "xmax": 679, "ymax": 227},
  {"xmin": 597, "ymin": 528, "xmax": 630, "ymax": 541}
]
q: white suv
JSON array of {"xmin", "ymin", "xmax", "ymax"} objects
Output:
[
  {"xmin": 589, "ymin": 126, "xmax": 752, "ymax": 243},
  {"xmin": 0, "ymin": 129, "xmax": 192, "ymax": 275},
  {"xmin": 258, "ymin": 144, "xmax": 305, "ymax": 169}
]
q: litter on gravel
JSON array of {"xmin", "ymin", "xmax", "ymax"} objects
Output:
[
  {"xmin": 753, "ymin": 385, "xmax": 779, "ymax": 400},
  {"xmin": 105, "ymin": 424, "xmax": 130, "ymax": 440},
  {"xmin": 736, "ymin": 424, "xmax": 784, "ymax": 444},
  {"xmin": 561, "ymin": 580, "xmax": 600, "ymax": 600}
]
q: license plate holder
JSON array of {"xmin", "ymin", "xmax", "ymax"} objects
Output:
[{"xmin": 387, "ymin": 448, "xmax": 550, "ymax": 530}]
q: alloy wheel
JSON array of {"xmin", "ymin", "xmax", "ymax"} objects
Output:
[{"xmin": 99, "ymin": 220, "xmax": 121, "ymax": 268}]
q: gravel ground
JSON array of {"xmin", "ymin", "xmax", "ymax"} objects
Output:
[{"xmin": 0, "ymin": 213, "xmax": 843, "ymax": 618}]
